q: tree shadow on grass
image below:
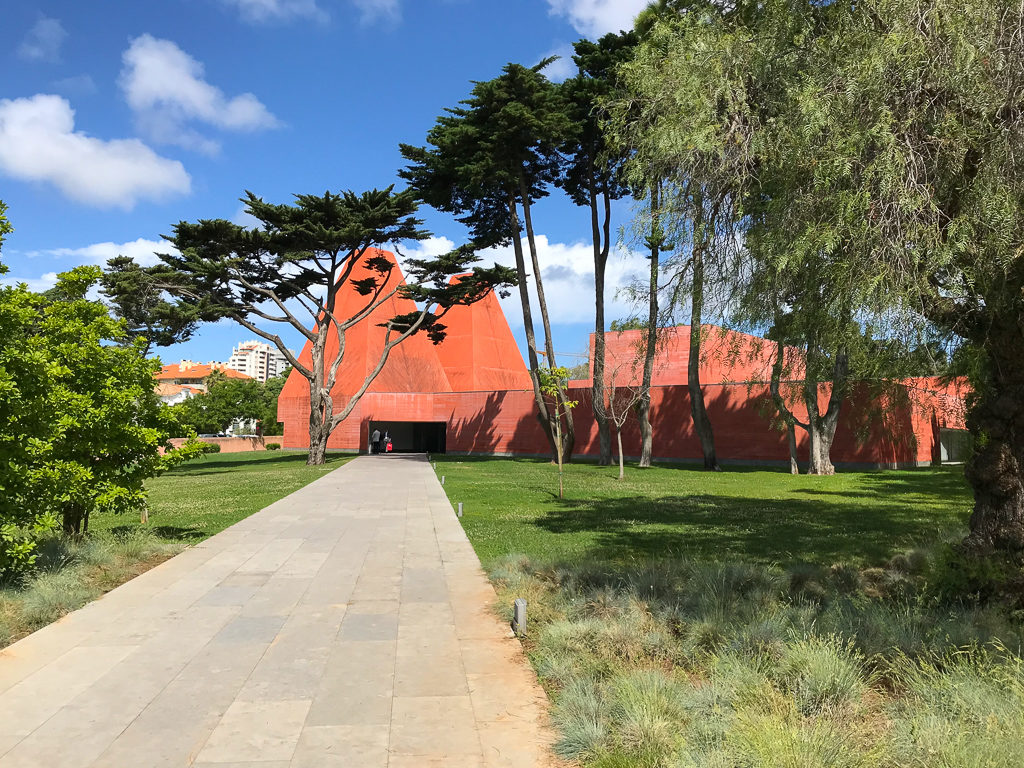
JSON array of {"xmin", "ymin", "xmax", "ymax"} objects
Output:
[
  {"xmin": 109, "ymin": 525, "xmax": 207, "ymax": 541},
  {"xmin": 537, "ymin": 478, "xmax": 969, "ymax": 568},
  {"xmin": 170, "ymin": 453, "xmax": 346, "ymax": 476}
]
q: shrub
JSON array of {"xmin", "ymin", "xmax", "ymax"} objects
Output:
[
  {"xmin": 265, "ymin": 442, "xmax": 281, "ymax": 450},
  {"xmin": 775, "ymin": 636, "xmax": 868, "ymax": 715},
  {"xmin": 200, "ymin": 442, "xmax": 222, "ymax": 454}
]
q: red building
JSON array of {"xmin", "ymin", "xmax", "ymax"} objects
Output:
[{"xmin": 278, "ymin": 249, "xmax": 967, "ymax": 467}]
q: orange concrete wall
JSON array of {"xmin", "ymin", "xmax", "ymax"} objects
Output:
[
  {"xmin": 275, "ymin": 252, "xmax": 968, "ymax": 467},
  {"xmin": 279, "ymin": 377, "xmax": 967, "ymax": 467},
  {"xmin": 165, "ymin": 436, "xmax": 271, "ymax": 453}
]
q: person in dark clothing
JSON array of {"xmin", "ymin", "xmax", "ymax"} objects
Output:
[{"xmin": 370, "ymin": 428, "xmax": 381, "ymax": 454}]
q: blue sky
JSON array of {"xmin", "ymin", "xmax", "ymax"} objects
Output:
[{"xmin": 1, "ymin": 0, "xmax": 652, "ymax": 368}]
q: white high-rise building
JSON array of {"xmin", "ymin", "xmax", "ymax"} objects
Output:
[{"xmin": 227, "ymin": 341, "xmax": 292, "ymax": 383}]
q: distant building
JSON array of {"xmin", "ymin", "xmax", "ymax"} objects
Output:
[
  {"xmin": 154, "ymin": 382, "xmax": 206, "ymax": 406},
  {"xmin": 154, "ymin": 360, "xmax": 253, "ymax": 394},
  {"xmin": 227, "ymin": 341, "xmax": 292, "ymax": 383}
]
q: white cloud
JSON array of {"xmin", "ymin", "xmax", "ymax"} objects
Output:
[
  {"xmin": 0, "ymin": 94, "xmax": 191, "ymax": 209},
  {"xmin": 18, "ymin": 16, "xmax": 66, "ymax": 63},
  {"xmin": 220, "ymin": 0, "xmax": 327, "ymax": 23},
  {"xmin": 29, "ymin": 238, "xmax": 179, "ymax": 269},
  {"xmin": 401, "ymin": 234, "xmax": 649, "ymax": 327},
  {"xmin": 540, "ymin": 44, "xmax": 575, "ymax": 83},
  {"xmin": 351, "ymin": 0, "xmax": 400, "ymax": 23},
  {"xmin": 120, "ymin": 35, "xmax": 279, "ymax": 154},
  {"xmin": 547, "ymin": 0, "xmax": 649, "ymax": 38}
]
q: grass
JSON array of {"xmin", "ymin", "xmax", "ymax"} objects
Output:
[
  {"xmin": 92, "ymin": 450, "xmax": 350, "ymax": 541},
  {"xmin": 1, "ymin": 450, "xmax": 349, "ymax": 648},
  {"xmin": 435, "ymin": 456, "xmax": 972, "ymax": 567},
  {"xmin": 435, "ymin": 456, "xmax": 1024, "ymax": 768}
]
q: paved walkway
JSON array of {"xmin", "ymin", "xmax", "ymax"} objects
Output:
[{"xmin": 0, "ymin": 455, "xmax": 554, "ymax": 767}]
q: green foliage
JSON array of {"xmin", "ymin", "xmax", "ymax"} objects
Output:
[
  {"xmin": 198, "ymin": 442, "xmax": 222, "ymax": 454},
  {"xmin": 400, "ymin": 62, "xmax": 569, "ymax": 248},
  {"xmin": 612, "ymin": 0, "xmax": 1024, "ymax": 544},
  {"xmin": 100, "ymin": 255, "xmax": 201, "ymax": 354},
  {"xmin": 265, "ymin": 442, "xmax": 281, "ymax": 451},
  {"xmin": 0, "ymin": 200, "xmax": 11, "ymax": 251},
  {"xmin": 168, "ymin": 370, "xmax": 287, "ymax": 436},
  {"xmin": 0, "ymin": 264, "xmax": 197, "ymax": 575}
]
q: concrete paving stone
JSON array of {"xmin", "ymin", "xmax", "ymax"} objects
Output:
[
  {"xmin": 394, "ymin": 652, "xmax": 468, "ymax": 697},
  {"xmin": 211, "ymin": 614, "xmax": 287, "ymax": 644},
  {"xmin": 277, "ymin": 549, "xmax": 330, "ymax": 577},
  {"xmin": 194, "ymin": 584, "xmax": 261, "ymax": 607},
  {"xmin": 236, "ymin": 538, "xmax": 305, "ymax": 574},
  {"xmin": 338, "ymin": 611, "xmax": 399, "ymax": 643},
  {"xmin": 467, "ymin": 673, "xmax": 548, "ymax": 725},
  {"xmin": 389, "ymin": 756, "xmax": 485, "ymax": 768},
  {"xmin": 193, "ymin": 763, "xmax": 290, "ymax": 768},
  {"xmin": 0, "ymin": 645, "xmax": 134, "ymax": 741},
  {"xmin": 389, "ymin": 695, "xmax": 483, "ymax": 757},
  {"xmin": 350, "ymin": 575, "xmax": 402, "ymax": 601},
  {"xmin": 399, "ymin": 601, "xmax": 454, "ymax": 627},
  {"xmin": 478, "ymin": 719, "xmax": 556, "ymax": 768},
  {"xmin": 239, "ymin": 576, "xmax": 311, "ymax": 617},
  {"xmin": 220, "ymin": 571, "xmax": 271, "ymax": 588},
  {"xmin": 396, "ymin": 623, "xmax": 460, "ymax": 656},
  {"xmin": 460, "ymin": 638, "xmax": 530, "ymax": 676},
  {"xmin": 290, "ymin": 724, "xmax": 389, "ymax": 767},
  {"xmin": 194, "ymin": 699, "xmax": 310, "ymax": 763},
  {"xmin": 0, "ymin": 454, "xmax": 556, "ymax": 768},
  {"xmin": 346, "ymin": 598, "xmax": 400, "ymax": 615}
]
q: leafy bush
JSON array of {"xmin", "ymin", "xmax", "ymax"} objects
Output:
[
  {"xmin": 200, "ymin": 442, "xmax": 222, "ymax": 454},
  {"xmin": 265, "ymin": 442, "xmax": 281, "ymax": 451}
]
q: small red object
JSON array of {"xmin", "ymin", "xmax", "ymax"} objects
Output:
[{"xmin": 386, "ymin": 440, "xmax": 393, "ymax": 453}]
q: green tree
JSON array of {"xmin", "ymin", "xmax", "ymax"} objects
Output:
[
  {"xmin": 100, "ymin": 256, "xmax": 202, "ymax": 355},
  {"xmin": 618, "ymin": 0, "xmax": 1024, "ymax": 547},
  {"xmin": 1, "ymin": 257, "xmax": 198, "ymax": 573},
  {"xmin": 400, "ymin": 63, "xmax": 576, "ymax": 462},
  {"xmin": 537, "ymin": 367, "xmax": 578, "ymax": 498},
  {"xmin": 558, "ymin": 32, "xmax": 637, "ymax": 466},
  {"xmin": 152, "ymin": 189, "xmax": 514, "ymax": 465},
  {"xmin": 169, "ymin": 371, "xmax": 288, "ymax": 436}
]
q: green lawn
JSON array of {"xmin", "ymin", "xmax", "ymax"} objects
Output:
[
  {"xmin": 91, "ymin": 450, "xmax": 351, "ymax": 542},
  {"xmin": 438, "ymin": 458, "xmax": 1024, "ymax": 768},
  {"xmin": 435, "ymin": 457, "xmax": 973, "ymax": 568}
]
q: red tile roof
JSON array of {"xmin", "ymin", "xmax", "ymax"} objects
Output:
[{"xmin": 154, "ymin": 363, "xmax": 253, "ymax": 382}]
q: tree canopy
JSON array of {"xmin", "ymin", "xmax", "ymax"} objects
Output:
[{"xmin": 125, "ymin": 188, "xmax": 515, "ymax": 464}]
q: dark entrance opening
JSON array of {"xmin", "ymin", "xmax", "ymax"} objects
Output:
[{"xmin": 369, "ymin": 421, "xmax": 446, "ymax": 454}]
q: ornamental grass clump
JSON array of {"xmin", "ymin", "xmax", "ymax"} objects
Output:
[{"xmin": 491, "ymin": 553, "xmax": 1024, "ymax": 768}]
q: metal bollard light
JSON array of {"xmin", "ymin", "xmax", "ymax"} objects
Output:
[
  {"xmin": 441, "ymin": 475, "xmax": 445, "ymax": 486},
  {"xmin": 457, "ymin": 502, "xmax": 463, "ymax": 517},
  {"xmin": 512, "ymin": 598, "xmax": 527, "ymax": 636}
]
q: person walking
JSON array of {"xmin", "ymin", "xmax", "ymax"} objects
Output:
[{"xmin": 370, "ymin": 427, "xmax": 381, "ymax": 454}]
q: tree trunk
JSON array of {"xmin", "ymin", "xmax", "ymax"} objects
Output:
[
  {"xmin": 963, "ymin": 368, "xmax": 1024, "ymax": 555},
  {"xmin": 62, "ymin": 502, "xmax": 84, "ymax": 537},
  {"xmin": 508, "ymin": 195, "xmax": 556, "ymax": 456},
  {"xmin": 591, "ymin": 182, "xmax": 612, "ymax": 466},
  {"xmin": 638, "ymin": 180, "xmax": 661, "ymax": 469},
  {"xmin": 617, "ymin": 429, "xmax": 625, "ymax": 480},
  {"xmin": 770, "ymin": 337, "xmax": 802, "ymax": 475},
  {"xmin": 804, "ymin": 347, "xmax": 848, "ymax": 476},
  {"xmin": 520, "ymin": 175, "xmax": 575, "ymax": 461},
  {"xmin": 687, "ymin": 239, "xmax": 720, "ymax": 471},
  {"xmin": 787, "ymin": 424, "xmax": 799, "ymax": 475}
]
